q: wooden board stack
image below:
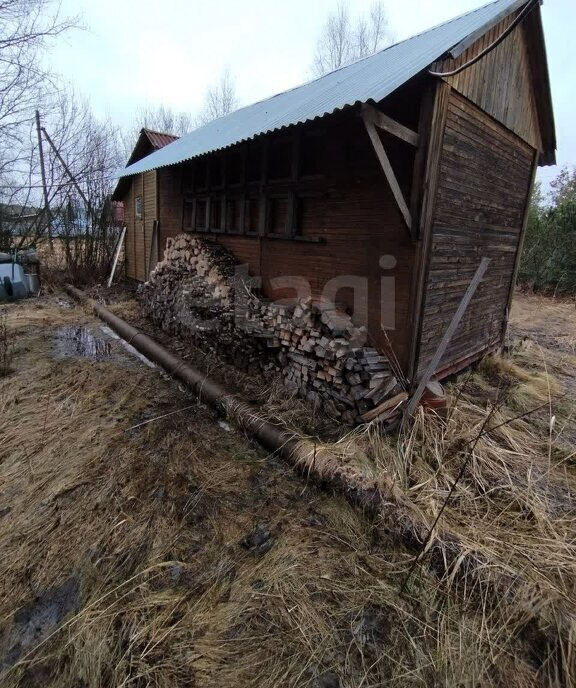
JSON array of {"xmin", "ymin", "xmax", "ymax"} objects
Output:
[{"xmin": 139, "ymin": 235, "xmax": 404, "ymax": 424}]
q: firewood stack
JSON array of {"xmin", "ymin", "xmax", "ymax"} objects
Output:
[{"xmin": 139, "ymin": 234, "xmax": 405, "ymax": 424}]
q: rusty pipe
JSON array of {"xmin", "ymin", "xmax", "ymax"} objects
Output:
[{"xmin": 63, "ymin": 284, "xmax": 386, "ymax": 512}]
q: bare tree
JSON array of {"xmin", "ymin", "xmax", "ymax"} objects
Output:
[
  {"xmin": 197, "ymin": 68, "xmax": 239, "ymax": 126},
  {"xmin": 312, "ymin": 4, "xmax": 354, "ymax": 77},
  {"xmin": 0, "ymin": 0, "xmax": 77, "ymax": 250},
  {"xmin": 123, "ymin": 104, "xmax": 194, "ymax": 160},
  {"xmin": 0, "ymin": 1, "xmax": 76, "ymax": 174},
  {"xmin": 312, "ymin": 2, "xmax": 393, "ymax": 77}
]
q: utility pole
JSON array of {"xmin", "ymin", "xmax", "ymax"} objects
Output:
[
  {"xmin": 35, "ymin": 110, "xmax": 52, "ymax": 244},
  {"xmin": 40, "ymin": 126, "xmax": 93, "ymax": 225}
]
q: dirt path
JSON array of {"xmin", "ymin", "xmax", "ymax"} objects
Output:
[{"xmin": 0, "ymin": 292, "xmax": 574, "ymax": 687}]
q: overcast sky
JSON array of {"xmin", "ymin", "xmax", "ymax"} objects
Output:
[{"xmin": 49, "ymin": 0, "xmax": 574, "ymax": 188}]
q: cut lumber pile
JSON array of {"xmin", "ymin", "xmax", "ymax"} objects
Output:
[{"xmin": 139, "ymin": 234, "xmax": 406, "ymax": 424}]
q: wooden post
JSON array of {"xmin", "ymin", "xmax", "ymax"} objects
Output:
[
  {"xmin": 406, "ymin": 80, "xmax": 451, "ymax": 382},
  {"xmin": 147, "ymin": 220, "xmax": 159, "ymax": 277},
  {"xmin": 404, "ymin": 257, "xmax": 491, "ymax": 420},
  {"xmin": 35, "ymin": 111, "xmax": 52, "ymax": 242},
  {"xmin": 41, "ymin": 125, "xmax": 92, "ymax": 219},
  {"xmin": 107, "ymin": 226, "xmax": 127, "ymax": 288}
]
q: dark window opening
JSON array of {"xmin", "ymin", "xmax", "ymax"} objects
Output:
[
  {"xmin": 246, "ymin": 144, "xmax": 262, "ymax": 183},
  {"xmin": 195, "ymin": 199, "xmax": 207, "ymax": 230},
  {"xmin": 295, "ymin": 196, "xmax": 319, "ymax": 234},
  {"xmin": 195, "ymin": 158, "xmax": 208, "ymax": 190},
  {"xmin": 226, "ymin": 198, "xmax": 242, "ymax": 232},
  {"xmin": 210, "ymin": 197, "xmax": 223, "ymax": 230},
  {"xmin": 210, "ymin": 156, "xmax": 224, "ymax": 188},
  {"xmin": 269, "ymin": 137, "xmax": 292, "ymax": 180},
  {"xmin": 245, "ymin": 197, "xmax": 260, "ymax": 233},
  {"xmin": 227, "ymin": 150, "xmax": 244, "ymax": 185},
  {"xmin": 183, "ymin": 200, "xmax": 194, "ymax": 229},
  {"xmin": 300, "ymin": 132, "xmax": 325, "ymax": 177},
  {"xmin": 182, "ymin": 163, "xmax": 194, "ymax": 194},
  {"xmin": 268, "ymin": 196, "xmax": 289, "ymax": 235}
]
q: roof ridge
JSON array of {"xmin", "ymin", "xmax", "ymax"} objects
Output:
[
  {"xmin": 206, "ymin": 0, "xmax": 511, "ymax": 121},
  {"xmin": 117, "ymin": 0, "xmax": 548, "ymax": 181},
  {"xmin": 141, "ymin": 127, "xmax": 179, "ymax": 139}
]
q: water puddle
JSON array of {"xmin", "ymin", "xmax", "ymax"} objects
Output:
[
  {"xmin": 1, "ymin": 577, "xmax": 79, "ymax": 670},
  {"xmin": 53, "ymin": 326, "xmax": 112, "ymax": 360}
]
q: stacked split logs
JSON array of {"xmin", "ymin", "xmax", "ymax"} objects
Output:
[{"xmin": 139, "ymin": 234, "xmax": 405, "ymax": 424}]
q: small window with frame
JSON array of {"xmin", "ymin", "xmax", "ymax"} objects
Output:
[
  {"xmin": 225, "ymin": 197, "xmax": 243, "ymax": 233},
  {"xmin": 244, "ymin": 196, "xmax": 260, "ymax": 234},
  {"xmin": 267, "ymin": 195, "xmax": 290, "ymax": 235},
  {"xmin": 195, "ymin": 198, "xmax": 208, "ymax": 231},
  {"xmin": 135, "ymin": 195, "xmax": 143, "ymax": 220},
  {"xmin": 183, "ymin": 199, "xmax": 195, "ymax": 230},
  {"xmin": 210, "ymin": 196, "xmax": 224, "ymax": 231},
  {"xmin": 294, "ymin": 193, "xmax": 322, "ymax": 235}
]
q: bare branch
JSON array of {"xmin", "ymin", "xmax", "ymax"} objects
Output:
[{"xmin": 311, "ymin": 1, "xmax": 393, "ymax": 77}]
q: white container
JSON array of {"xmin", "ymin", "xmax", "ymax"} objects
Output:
[
  {"xmin": 25, "ymin": 272, "xmax": 40, "ymax": 295},
  {"xmin": 0, "ymin": 262, "xmax": 28, "ymax": 300}
]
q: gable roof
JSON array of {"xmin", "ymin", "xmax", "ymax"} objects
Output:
[
  {"xmin": 113, "ymin": 128, "xmax": 179, "ymax": 200},
  {"xmin": 117, "ymin": 0, "xmax": 554, "ymax": 180},
  {"xmin": 125, "ymin": 128, "xmax": 179, "ymax": 167}
]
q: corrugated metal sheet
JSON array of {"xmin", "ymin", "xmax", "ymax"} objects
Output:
[
  {"xmin": 118, "ymin": 0, "xmax": 526, "ymax": 179},
  {"xmin": 144, "ymin": 129, "xmax": 179, "ymax": 149}
]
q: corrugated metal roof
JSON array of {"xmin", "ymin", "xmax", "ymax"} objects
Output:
[
  {"xmin": 143, "ymin": 129, "xmax": 179, "ymax": 149},
  {"xmin": 118, "ymin": 0, "xmax": 528, "ymax": 179}
]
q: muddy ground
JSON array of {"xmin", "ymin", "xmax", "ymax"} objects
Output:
[{"xmin": 0, "ymin": 290, "xmax": 574, "ymax": 687}]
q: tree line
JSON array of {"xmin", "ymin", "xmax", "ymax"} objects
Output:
[{"xmin": 519, "ymin": 167, "xmax": 576, "ymax": 295}]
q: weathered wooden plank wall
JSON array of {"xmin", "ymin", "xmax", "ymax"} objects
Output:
[
  {"xmin": 143, "ymin": 170, "xmax": 157, "ymax": 277},
  {"xmin": 123, "ymin": 178, "xmax": 136, "ymax": 280},
  {"xmin": 157, "ymin": 106, "xmax": 419, "ymax": 368},
  {"xmin": 432, "ymin": 16, "xmax": 542, "ymax": 153},
  {"xmin": 415, "ymin": 91, "xmax": 535, "ymax": 377}
]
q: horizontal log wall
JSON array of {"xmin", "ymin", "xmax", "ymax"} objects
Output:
[{"xmin": 416, "ymin": 91, "xmax": 535, "ymax": 377}]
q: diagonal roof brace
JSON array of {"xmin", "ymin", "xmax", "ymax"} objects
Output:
[
  {"xmin": 361, "ymin": 110, "xmax": 413, "ymax": 233},
  {"xmin": 361, "ymin": 104, "xmax": 419, "ymax": 147}
]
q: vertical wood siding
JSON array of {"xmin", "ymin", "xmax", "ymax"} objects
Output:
[
  {"xmin": 416, "ymin": 91, "xmax": 535, "ymax": 377},
  {"xmin": 432, "ymin": 17, "xmax": 542, "ymax": 152},
  {"xmin": 123, "ymin": 180, "xmax": 136, "ymax": 280},
  {"xmin": 124, "ymin": 171, "xmax": 158, "ymax": 281}
]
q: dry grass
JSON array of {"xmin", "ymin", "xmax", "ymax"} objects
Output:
[{"xmin": 0, "ymin": 292, "xmax": 574, "ymax": 686}]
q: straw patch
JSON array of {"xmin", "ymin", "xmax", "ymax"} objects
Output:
[{"xmin": 0, "ymin": 292, "xmax": 574, "ymax": 686}]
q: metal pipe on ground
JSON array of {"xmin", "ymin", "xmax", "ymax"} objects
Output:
[
  {"xmin": 63, "ymin": 284, "xmax": 517, "ymax": 606},
  {"xmin": 63, "ymin": 284, "xmax": 392, "ymax": 514}
]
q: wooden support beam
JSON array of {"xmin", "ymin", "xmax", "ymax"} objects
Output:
[
  {"xmin": 361, "ymin": 103, "xmax": 419, "ymax": 147},
  {"xmin": 362, "ymin": 115, "xmax": 412, "ymax": 231},
  {"xmin": 403, "ymin": 257, "xmax": 490, "ymax": 420},
  {"xmin": 147, "ymin": 220, "xmax": 159, "ymax": 278},
  {"xmin": 108, "ymin": 226, "xmax": 127, "ymax": 288}
]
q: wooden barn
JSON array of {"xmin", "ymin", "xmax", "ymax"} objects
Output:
[
  {"xmin": 112, "ymin": 0, "xmax": 555, "ymax": 383},
  {"xmin": 114, "ymin": 128, "xmax": 179, "ymax": 281}
]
